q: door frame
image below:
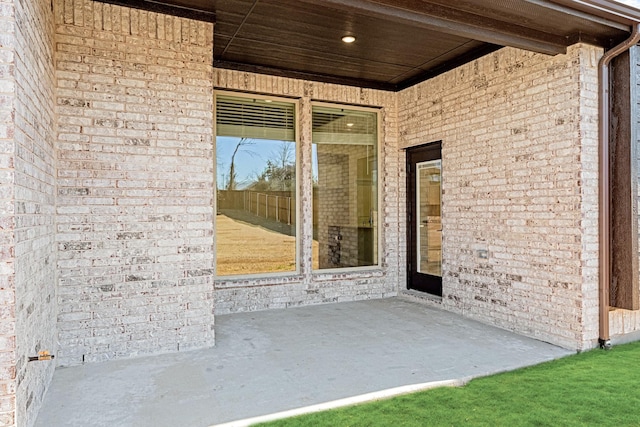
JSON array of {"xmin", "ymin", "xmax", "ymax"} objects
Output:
[{"xmin": 406, "ymin": 141, "xmax": 443, "ymax": 296}]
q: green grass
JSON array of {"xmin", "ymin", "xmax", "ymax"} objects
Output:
[{"xmin": 258, "ymin": 341, "xmax": 640, "ymax": 427}]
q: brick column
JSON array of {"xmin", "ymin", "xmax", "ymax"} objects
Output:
[
  {"xmin": 0, "ymin": 0, "xmax": 58, "ymax": 426},
  {"xmin": 55, "ymin": 0, "xmax": 215, "ymax": 365}
]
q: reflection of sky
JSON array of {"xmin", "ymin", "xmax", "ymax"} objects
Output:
[
  {"xmin": 216, "ymin": 137, "xmax": 295, "ymax": 189},
  {"xmin": 216, "ymin": 137, "xmax": 319, "ymax": 189},
  {"xmin": 612, "ymin": 0, "xmax": 640, "ymax": 7},
  {"xmin": 312, "ymin": 145, "xmax": 318, "ymax": 182},
  {"xmin": 216, "ymin": 136, "xmax": 318, "ymax": 189}
]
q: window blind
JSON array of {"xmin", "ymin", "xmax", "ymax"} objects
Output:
[
  {"xmin": 312, "ymin": 106, "xmax": 377, "ymax": 146},
  {"xmin": 216, "ymin": 95, "xmax": 295, "ymax": 141}
]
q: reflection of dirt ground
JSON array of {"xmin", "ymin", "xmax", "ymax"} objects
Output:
[
  {"xmin": 220, "ymin": 209, "xmax": 296, "ymax": 236},
  {"xmin": 216, "ymin": 214, "xmax": 319, "ymax": 275}
]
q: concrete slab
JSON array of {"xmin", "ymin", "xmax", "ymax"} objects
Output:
[{"xmin": 34, "ymin": 298, "xmax": 573, "ymax": 427}]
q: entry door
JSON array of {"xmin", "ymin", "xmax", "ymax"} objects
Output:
[{"xmin": 407, "ymin": 142, "xmax": 442, "ymax": 296}]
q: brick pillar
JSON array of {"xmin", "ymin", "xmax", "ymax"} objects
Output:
[
  {"xmin": 55, "ymin": 0, "xmax": 215, "ymax": 365},
  {"xmin": 0, "ymin": 0, "xmax": 58, "ymax": 426}
]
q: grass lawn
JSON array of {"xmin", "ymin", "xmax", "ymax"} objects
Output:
[{"xmin": 258, "ymin": 341, "xmax": 640, "ymax": 427}]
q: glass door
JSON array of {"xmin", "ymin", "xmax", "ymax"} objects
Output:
[{"xmin": 407, "ymin": 142, "xmax": 442, "ymax": 296}]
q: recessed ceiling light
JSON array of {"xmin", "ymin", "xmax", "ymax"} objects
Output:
[
  {"xmin": 264, "ymin": 99, "xmax": 272, "ymax": 103},
  {"xmin": 341, "ymin": 35, "xmax": 356, "ymax": 43},
  {"xmin": 346, "ymin": 123, "xmax": 354, "ymax": 127}
]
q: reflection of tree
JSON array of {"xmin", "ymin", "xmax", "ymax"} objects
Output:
[
  {"xmin": 217, "ymin": 159, "xmax": 227, "ymax": 190},
  {"xmin": 273, "ymin": 141, "xmax": 294, "ymax": 171},
  {"xmin": 227, "ymin": 138, "xmax": 254, "ymax": 190},
  {"xmin": 251, "ymin": 141, "xmax": 295, "ymax": 191}
]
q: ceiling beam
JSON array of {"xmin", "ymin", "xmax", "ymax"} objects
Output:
[
  {"xmin": 215, "ymin": 43, "xmax": 503, "ymax": 93},
  {"xmin": 96, "ymin": 0, "xmax": 215, "ymax": 22},
  {"xmin": 528, "ymin": 0, "xmax": 629, "ymax": 30},
  {"xmin": 214, "ymin": 60, "xmax": 398, "ymax": 92},
  {"xmin": 297, "ymin": 0, "xmax": 572, "ymax": 55},
  {"xmin": 548, "ymin": 0, "xmax": 640, "ymax": 25}
]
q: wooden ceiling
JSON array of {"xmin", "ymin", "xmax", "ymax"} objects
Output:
[{"xmin": 102, "ymin": 0, "xmax": 633, "ymax": 90}]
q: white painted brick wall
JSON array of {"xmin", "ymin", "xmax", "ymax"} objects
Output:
[
  {"xmin": 55, "ymin": 0, "xmax": 215, "ymax": 366},
  {"xmin": 213, "ymin": 71, "xmax": 401, "ymax": 314},
  {"xmin": 0, "ymin": 0, "xmax": 17, "ymax": 424},
  {"xmin": 0, "ymin": 0, "xmax": 58, "ymax": 426},
  {"xmin": 577, "ymin": 46, "xmax": 601, "ymax": 348},
  {"xmin": 14, "ymin": 0, "xmax": 58, "ymax": 425},
  {"xmin": 398, "ymin": 45, "xmax": 602, "ymax": 350}
]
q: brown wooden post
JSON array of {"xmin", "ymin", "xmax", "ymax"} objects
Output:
[{"xmin": 610, "ymin": 46, "xmax": 639, "ymax": 310}]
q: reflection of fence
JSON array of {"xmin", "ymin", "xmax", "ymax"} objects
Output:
[{"xmin": 218, "ymin": 190, "xmax": 295, "ymax": 226}]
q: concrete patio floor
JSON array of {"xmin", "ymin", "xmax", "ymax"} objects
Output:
[{"xmin": 34, "ymin": 298, "xmax": 573, "ymax": 427}]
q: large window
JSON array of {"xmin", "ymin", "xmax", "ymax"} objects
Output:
[
  {"xmin": 215, "ymin": 94, "xmax": 297, "ymax": 276},
  {"xmin": 312, "ymin": 104, "xmax": 379, "ymax": 270}
]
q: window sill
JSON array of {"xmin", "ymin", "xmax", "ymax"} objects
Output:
[
  {"xmin": 214, "ymin": 267, "xmax": 387, "ymax": 289},
  {"xmin": 215, "ymin": 272, "xmax": 304, "ymax": 289},
  {"xmin": 312, "ymin": 267, "xmax": 385, "ymax": 282}
]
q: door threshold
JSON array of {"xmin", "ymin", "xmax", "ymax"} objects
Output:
[{"xmin": 400, "ymin": 289, "xmax": 442, "ymax": 306}]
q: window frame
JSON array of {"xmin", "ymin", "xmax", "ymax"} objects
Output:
[
  {"xmin": 310, "ymin": 101, "xmax": 383, "ymax": 274},
  {"xmin": 213, "ymin": 90, "xmax": 302, "ymax": 279}
]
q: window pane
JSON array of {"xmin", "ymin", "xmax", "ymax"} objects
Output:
[
  {"xmin": 216, "ymin": 95, "xmax": 296, "ymax": 276},
  {"xmin": 312, "ymin": 106, "xmax": 378, "ymax": 270},
  {"xmin": 417, "ymin": 160, "xmax": 442, "ymax": 277}
]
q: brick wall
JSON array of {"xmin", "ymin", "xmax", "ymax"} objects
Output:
[
  {"xmin": 14, "ymin": 0, "xmax": 58, "ymax": 425},
  {"xmin": 0, "ymin": 1, "xmax": 17, "ymax": 424},
  {"xmin": 576, "ymin": 46, "xmax": 601, "ymax": 348},
  {"xmin": 0, "ymin": 0, "xmax": 58, "ymax": 425},
  {"xmin": 55, "ymin": 1, "xmax": 215, "ymax": 365},
  {"xmin": 398, "ymin": 44, "xmax": 601, "ymax": 350},
  {"xmin": 214, "ymin": 72, "xmax": 400, "ymax": 313}
]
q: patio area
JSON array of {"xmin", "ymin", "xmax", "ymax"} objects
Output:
[{"xmin": 34, "ymin": 298, "xmax": 573, "ymax": 427}]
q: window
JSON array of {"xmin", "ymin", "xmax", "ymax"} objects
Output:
[
  {"xmin": 215, "ymin": 93, "xmax": 297, "ymax": 276},
  {"xmin": 312, "ymin": 104, "xmax": 379, "ymax": 270}
]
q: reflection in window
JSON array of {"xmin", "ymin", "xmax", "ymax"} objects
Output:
[
  {"xmin": 215, "ymin": 94, "xmax": 296, "ymax": 276},
  {"xmin": 312, "ymin": 105, "xmax": 378, "ymax": 270},
  {"xmin": 417, "ymin": 160, "xmax": 442, "ymax": 277}
]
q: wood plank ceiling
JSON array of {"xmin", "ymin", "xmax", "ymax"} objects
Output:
[{"xmin": 101, "ymin": 0, "xmax": 632, "ymax": 90}]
